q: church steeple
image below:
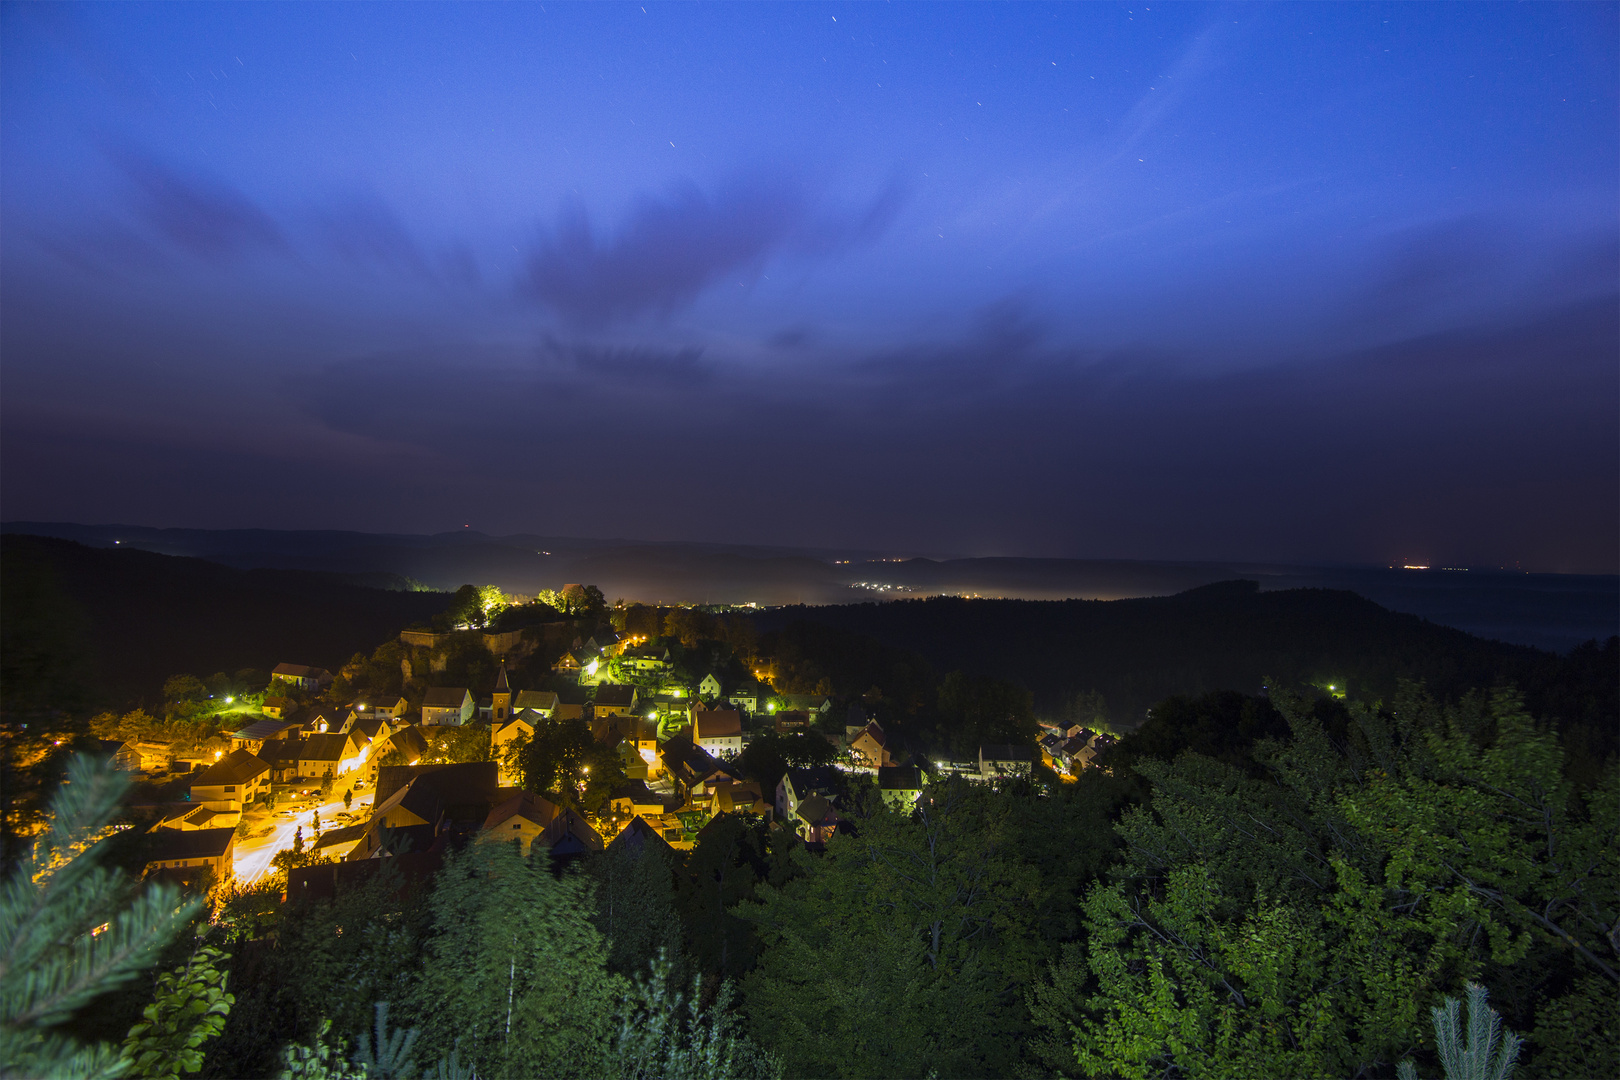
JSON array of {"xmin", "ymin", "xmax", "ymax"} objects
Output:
[{"xmin": 492, "ymin": 660, "xmax": 512, "ymax": 723}]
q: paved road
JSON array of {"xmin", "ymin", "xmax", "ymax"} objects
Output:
[{"xmin": 234, "ymin": 789, "xmax": 375, "ymax": 884}]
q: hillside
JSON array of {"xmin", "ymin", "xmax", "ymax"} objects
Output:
[
  {"xmin": 753, "ymin": 582, "xmax": 1617, "ymax": 738},
  {"xmin": 0, "ymin": 535, "xmax": 450, "ymax": 712}
]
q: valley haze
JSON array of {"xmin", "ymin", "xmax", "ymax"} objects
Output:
[{"xmin": 5, "ymin": 522, "xmax": 1613, "ymax": 654}]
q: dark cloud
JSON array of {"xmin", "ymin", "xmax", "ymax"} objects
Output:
[
  {"xmin": 110, "ymin": 149, "xmax": 283, "ymax": 261},
  {"xmin": 520, "ymin": 173, "xmax": 903, "ymax": 325}
]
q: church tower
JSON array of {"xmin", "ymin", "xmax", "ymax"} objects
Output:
[{"xmin": 492, "ymin": 661, "xmax": 512, "ymax": 724}]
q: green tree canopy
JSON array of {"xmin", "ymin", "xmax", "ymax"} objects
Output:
[{"xmin": 409, "ymin": 841, "xmax": 622, "ymax": 1078}]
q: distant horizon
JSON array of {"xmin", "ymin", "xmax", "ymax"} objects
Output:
[{"xmin": 6, "ymin": 518, "xmax": 1616, "ymax": 579}]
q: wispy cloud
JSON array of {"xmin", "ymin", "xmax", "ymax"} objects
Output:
[
  {"xmin": 110, "ymin": 148, "xmax": 284, "ymax": 261},
  {"xmin": 519, "ymin": 172, "xmax": 903, "ymax": 325}
]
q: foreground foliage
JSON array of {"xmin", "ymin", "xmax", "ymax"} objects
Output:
[
  {"xmin": 0, "ymin": 755, "xmax": 203, "ymax": 1078},
  {"xmin": 1046, "ymin": 686, "xmax": 1619, "ymax": 1079}
]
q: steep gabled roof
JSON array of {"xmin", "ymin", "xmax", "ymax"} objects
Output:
[
  {"xmin": 192, "ymin": 749, "xmax": 269, "ymax": 787},
  {"xmin": 144, "ymin": 826, "xmax": 234, "ymax": 863},
  {"xmin": 593, "ymin": 684, "xmax": 637, "ymax": 707},
  {"xmin": 311, "ymin": 822, "xmax": 369, "ymax": 852},
  {"xmin": 483, "ymin": 790, "xmax": 562, "ymax": 831},
  {"xmin": 694, "ymin": 709, "xmax": 742, "ymax": 741},
  {"xmin": 854, "ymin": 722, "xmax": 887, "ymax": 748},
  {"xmin": 493, "ymin": 664, "xmax": 511, "ymax": 693},
  {"xmin": 794, "ymin": 795, "xmax": 834, "ymax": 825},
  {"xmin": 230, "ymin": 719, "xmax": 301, "ymax": 741},
  {"xmin": 423, "ymin": 687, "xmax": 472, "ymax": 708},
  {"xmin": 607, "ymin": 816, "xmax": 675, "ymax": 859},
  {"xmin": 375, "ymin": 761, "xmax": 498, "ymax": 808},
  {"xmin": 382, "ymin": 726, "xmax": 429, "ymax": 764},
  {"xmin": 351, "ymin": 716, "xmax": 389, "ymax": 742},
  {"xmin": 877, "ymin": 765, "xmax": 923, "ymax": 791},
  {"xmin": 300, "ymin": 732, "xmax": 354, "ymax": 763},
  {"xmin": 513, "ymin": 690, "xmax": 558, "ymax": 711}
]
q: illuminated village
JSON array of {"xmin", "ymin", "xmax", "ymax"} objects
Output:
[{"xmin": 111, "ymin": 583, "xmax": 1112, "ymax": 897}]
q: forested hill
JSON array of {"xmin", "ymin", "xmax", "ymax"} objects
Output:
[
  {"xmin": 753, "ymin": 582, "xmax": 1617, "ymax": 731},
  {"xmin": 1, "ymin": 535, "xmax": 449, "ymax": 712}
]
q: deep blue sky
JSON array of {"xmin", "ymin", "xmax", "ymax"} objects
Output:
[{"xmin": 3, "ymin": 2, "xmax": 1615, "ymax": 571}]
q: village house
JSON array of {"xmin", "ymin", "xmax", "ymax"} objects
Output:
[
  {"xmin": 301, "ymin": 706, "xmax": 348, "ymax": 735},
  {"xmin": 143, "ymin": 827, "xmax": 235, "ymax": 883},
  {"xmin": 978, "ymin": 744, "xmax": 1036, "ymax": 780},
  {"xmin": 298, "ymin": 731, "xmax": 363, "ymax": 780},
  {"xmin": 491, "ymin": 713, "xmax": 535, "ymax": 785},
  {"xmin": 621, "ymin": 643, "xmax": 672, "ymax": 674},
  {"xmin": 310, "ymin": 822, "xmax": 370, "ymax": 861},
  {"xmin": 662, "ymin": 736, "xmax": 742, "ymax": 801},
  {"xmin": 698, "ymin": 673, "xmax": 722, "ymax": 699},
  {"xmin": 584, "ymin": 628, "xmax": 622, "ymax": 654},
  {"xmin": 647, "ymin": 692, "xmax": 691, "ymax": 725},
  {"xmin": 513, "ymin": 689, "xmax": 559, "ymax": 718},
  {"xmin": 349, "ymin": 714, "xmax": 398, "ymax": 752},
  {"xmin": 373, "ymin": 725, "xmax": 429, "ymax": 770},
  {"xmin": 260, "ymin": 696, "xmax": 294, "ymax": 719},
  {"xmin": 257, "ymin": 738, "xmax": 305, "ymax": 784},
  {"xmin": 271, "ymin": 664, "xmax": 333, "ymax": 693},
  {"xmin": 421, "ymin": 687, "xmax": 475, "ymax": 726},
  {"xmin": 848, "ymin": 722, "xmax": 896, "ymax": 768},
  {"xmin": 227, "ymin": 718, "xmax": 301, "ymax": 755},
  {"xmin": 594, "ymin": 715, "xmax": 661, "ymax": 778},
  {"xmin": 608, "ymin": 815, "xmax": 678, "ymax": 857},
  {"xmin": 774, "ymin": 710, "xmax": 813, "ymax": 734},
  {"xmin": 158, "ymin": 805, "xmax": 235, "ymax": 832},
  {"xmin": 703, "ymin": 778, "xmax": 770, "ymax": 819},
  {"xmin": 792, "ymin": 795, "xmax": 840, "ymax": 846},
  {"xmin": 92, "ymin": 740, "xmax": 143, "ymax": 772},
  {"xmin": 352, "ymin": 762, "xmax": 502, "ymax": 856},
  {"xmin": 693, "ymin": 708, "xmax": 743, "ymax": 757},
  {"xmin": 189, "ymin": 749, "xmax": 271, "ymax": 811},
  {"xmin": 592, "ymin": 683, "xmax": 639, "ymax": 717},
  {"xmin": 480, "ymin": 791, "xmax": 603, "ymax": 857},
  {"xmin": 349, "ymin": 697, "xmax": 409, "ymax": 722},
  {"xmin": 877, "ymin": 765, "xmax": 925, "ymax": 809},
  {"xmin": 776, "ymin": 765, "xmax": 842, "ymax": 823},
  {"xmin": 553, "ymin": 648, "xmax": 602, "ymax": 682},
  {"xmin": 607, "ymin": 780, "xmax": 668, "ymax": 821}
]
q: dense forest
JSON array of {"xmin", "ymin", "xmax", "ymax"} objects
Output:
[{"xmin": 0, "ymin": 535, "xmax": 448, "ymax": 712}]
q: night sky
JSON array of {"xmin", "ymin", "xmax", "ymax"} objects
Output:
[{"xmin": 3, "ymin": 3, "xmax": 1615, "ymax": 572}]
